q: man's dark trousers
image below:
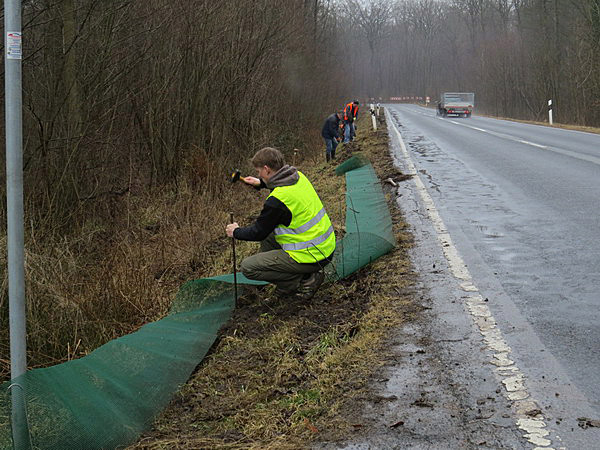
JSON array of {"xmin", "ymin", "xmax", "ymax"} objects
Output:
[{"xmin": 240, "ymin": 233, "xmax": 328, "ymax": 294}]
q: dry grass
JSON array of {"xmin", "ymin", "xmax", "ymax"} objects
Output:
[
  {"xmin": 0, "ymin": 111, "xmax": 419, "ymax": 448},
  {"xmin": 0, "ymin": 163, "xmax": 265, "ymax": 378},
  {"xmin": 128, "ymin": 112, "xmax": 419, "ymax": 449}
]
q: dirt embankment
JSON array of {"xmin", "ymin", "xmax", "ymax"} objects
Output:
[{"xmin": 129, "ymin": 112, "xmax": 420, "ymax": 449}]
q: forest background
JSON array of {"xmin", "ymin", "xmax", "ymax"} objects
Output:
[{"xmin": 1, "ymin": 0, "xmax": 599, "ymax": 378}]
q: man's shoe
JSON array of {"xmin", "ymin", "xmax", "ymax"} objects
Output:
[
  {"xmin": 296, "ymin": 271, "xmax": 325, "ymax": 300},
  {"xmin": 272, "ymin": 287, "xmax": 297, "ymax": 300}
]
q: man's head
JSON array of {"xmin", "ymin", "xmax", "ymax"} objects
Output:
[
  {"xmin": 251, "ymin": 147, "xmax": 285, "ymax": 182},
  {"xmin": 336, "ymin": 110, "xmax": 344, "ymax": 119},
  {"xmin": 353, "ymin": 100, "xmax": 359, "ymax": 105}
]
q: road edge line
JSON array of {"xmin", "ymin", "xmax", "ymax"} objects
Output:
[{"xmin": 385, "ymin": 108, "xmax": 560, "ymax": 449}]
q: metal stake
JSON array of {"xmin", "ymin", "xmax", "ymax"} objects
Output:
[{"xmin": 229, "ymin": 212, "xmax": 238, "ymax": 305}]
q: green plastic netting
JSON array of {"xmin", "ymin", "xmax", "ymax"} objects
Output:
[
  {"xmin": 333, "ymin": 159, "xmax": 396, "ymax": 278},
  {"xmin": 0, "ymin": 161, "xmax": 395, "ymax": 449},
  {"xmin": 334, "ymin": 152, "xmax": 370, "ymax": 176}
]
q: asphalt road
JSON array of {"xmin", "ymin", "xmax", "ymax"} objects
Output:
[{"xmin": 387, "ymin": 104, "xmax": 600, "ymax": 447}]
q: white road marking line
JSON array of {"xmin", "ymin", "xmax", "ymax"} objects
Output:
[
  {"xmin": 386, "ymin": 108, "xmax": 558, "ymax": 449},
  {"xmin": 519, "ymin": 140, "xmax": 547, "ymax": 148}
]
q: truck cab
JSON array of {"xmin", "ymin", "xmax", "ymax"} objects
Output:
[{"xmin": 437, "ymin": 92, "xmax": 474, "ymax": 118}]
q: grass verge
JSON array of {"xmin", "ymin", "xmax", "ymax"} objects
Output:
[{"xmin": 129, "ymin": 112, "xmax": 419, "ymax": 449}]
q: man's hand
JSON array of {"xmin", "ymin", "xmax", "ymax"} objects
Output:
[
  {"xmin": 242, "ymin": 176, "xmax": 261, "ymax": 187},
  {"xmin": 226, "ymin": 222, "xmax": 239, "ymax": 238}
]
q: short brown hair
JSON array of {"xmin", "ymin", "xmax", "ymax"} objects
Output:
[{"xmin": 251, "ymin": 147, "xmax": 285, "ymax": 171}]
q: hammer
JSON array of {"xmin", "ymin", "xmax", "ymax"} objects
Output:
[{"xmin": 230, "ymin": 170, "xmax": 247, "ymax": 184}]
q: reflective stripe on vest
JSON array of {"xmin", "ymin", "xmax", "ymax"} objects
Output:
[
  {"xmin": 268, "ymin": 172, "xmax": 336, "ymax": 263},
  {"xmin": 274, "ymin": 207, "xmax": 326, "ymax": 236},
  {"xmin": 280, "ymin": 225, "xmax": 334, "ymax": 251}
]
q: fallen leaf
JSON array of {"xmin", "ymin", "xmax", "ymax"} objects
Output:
[{"xmin": 304, "ymin": 418, "xmax": 319, "ymax": 433}]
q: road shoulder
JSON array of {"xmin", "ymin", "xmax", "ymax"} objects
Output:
[{"xmin": 315, "ymin": 112, "xmax": 528, "ymax": 450}]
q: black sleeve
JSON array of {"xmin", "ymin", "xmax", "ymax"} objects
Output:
[
  {"xmin": 328, "ymin": 118, "xmax": 340, "ymax": 139},
  {"xmin": 252, "ymin": 179, "xmax": 267, "ymax": 190},
  {"xmin": 233, "ymin": 196, "xmax": 292, "ymax": 241}
]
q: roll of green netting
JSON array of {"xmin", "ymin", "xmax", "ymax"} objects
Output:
[
  {"xmin": 334, "ymin": 163, "xmax": 396, "ymax": 278},
  {"xmin": 0, "ymin": 162, "xmax": 395, "ymax": 449},
  {"xmin": 1, "ymin": 279, "xmax": 237, "ymax": 450},
  {"xmin": 334, "ymin": 153, "xmax": 370, "ymax": 176}
]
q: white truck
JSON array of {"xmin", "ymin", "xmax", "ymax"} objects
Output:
[{"xmin": 437, "ymin": 92, "xmax": 474, "ymax": 118}]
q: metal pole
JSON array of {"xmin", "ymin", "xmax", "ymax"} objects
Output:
[
  {"xmin": 229, "ymin": 213, "xmax": 238, "ymax": 305},
  {"xmin": 5, "ymin": 0, "xmax": 31, "ymax": 448},
  {"xmin": 6, "ymin": 0, "xmax": 26, "ymax": 383}
]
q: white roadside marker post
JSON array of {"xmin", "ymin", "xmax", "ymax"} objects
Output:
[{"xmin": 370, "ymin": 106, "xmax": 377, "ymax": 131}]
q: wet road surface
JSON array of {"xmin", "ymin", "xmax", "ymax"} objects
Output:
[{"xmin": 386, "ymin": 104, "xmax": 600, "ymax": 448}]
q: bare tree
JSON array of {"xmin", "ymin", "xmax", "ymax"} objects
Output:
[{"xmin": 346, "ymin": 0, "xmax": 394, "ymax": 92}]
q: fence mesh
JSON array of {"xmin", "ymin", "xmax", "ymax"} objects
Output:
[{"xmin": 0, "ymin": 160, "xmax": 395, "ymax": 449}]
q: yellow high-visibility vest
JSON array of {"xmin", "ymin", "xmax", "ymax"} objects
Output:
[{"xmin": 268, "ymin": 172, "xmax": 335, "ymax": 263}]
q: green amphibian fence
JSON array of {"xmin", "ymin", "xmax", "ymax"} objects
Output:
[{"xmin": 0, "ymin": 158, "xmax": 395, "ymax": 449}]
